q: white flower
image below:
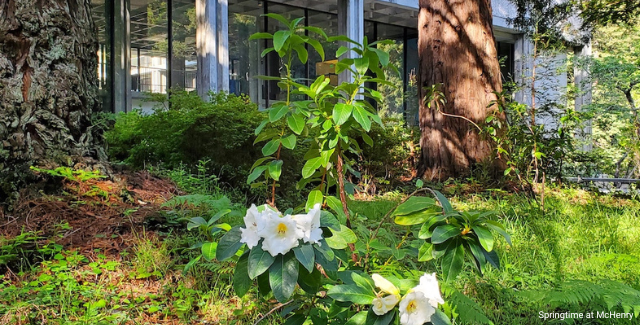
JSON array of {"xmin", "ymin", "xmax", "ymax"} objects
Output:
[
  {"xmin": 291, "ymin": 204, "xmax": 323, "ymax": 244},
  {"xmin": 413, "ymin": 273, "xmax": 444, "ymax": 308},
  {"xmin": 399, "ymin": 292, "xmax": 436, "ymax": 325},
  {"xmin": 372, "ymin": 294, "xmax": 400, "ymax": 315},
  {"xmin": 239, "ymin": 204, "xmax": 270, "ymax": 249},
  {"xmin": 258, "ymin": 213, "xmax": 302, "ymax": 256},
  {"xmin": 372, "ymin": 273, "xmax": 400, "ymax": 296}
]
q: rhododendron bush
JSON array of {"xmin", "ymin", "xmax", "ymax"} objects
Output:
[{"xmin": 189, "ymin": 13, "xmax": 510, "ymax": 325}]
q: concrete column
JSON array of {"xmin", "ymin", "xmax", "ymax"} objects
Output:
[
  {"xmin": 112, "ymin": 0, "xmax": 130, "ymax": 113},
  {"xmin": 217, "ymin": 0, "xmax": 229, "ymax": 91},
  {"xmin": 197, "ymin": 0, "xmax": 230, "ymax": 99},
  {"xmin": 338, "ymin": 0, "xmax": 364, "ymax": 84},
  {"xmin": 574, "ymin": 43, "xmax": 593, "ymax": 151}
]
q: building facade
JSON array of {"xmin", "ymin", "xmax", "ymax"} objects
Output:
[{"xmin": 91, "ymin": 0, "xmax": 591, "ymax": 125}]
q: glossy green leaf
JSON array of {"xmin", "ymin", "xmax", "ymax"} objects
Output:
[
  {"xmin": 255, "ymin": 120, "xmax": 268, "ymax": 135},
  {"xmin": 345, "ymin": 311, "xmax": 368, "ymax": 325},
  {"xmin": 270, "ymin": 253, "xmax": 299, "ymax": 302},
  {"xmin": 249, "ymin": 245, "xmax": 276, "ymax": 279},
  {"xmin": 352, "ymin": 106, "xmax": 371, "ymax": 131},
  {"xmin": 249, "ymin": 32, "xmax": 273, "ymax": 40},
  {"xmin": 247, "ymin": 165, "xmax": 267, "ymax": 184},
  {"xmin": 473, "ymin": 225, "xmax": 494, "ymax": 252},
  {"xmin": 392, "ymin": 196, "xmax": 437, "ymax": 216},
  {"xmin": 418, "ymin": 242, "xmax": 434, "ymax": 261},
  {"xmin": 327, "ymin": 284, "xmax": 376, "ymax": 304},
  {"xmin": 268, "ymin": 160, "xmax": 283, "ymax": 181},
  {"xmin": 201, "ymin": 242, "xmax": 217, "ymax": 261},
  {"xmin": 394, "ymin": 208, "xmax": 440, "ymax": 226},
  {"xmin": 431, "ymin": 225, "xmax": 461, "ymax": 244},
  {"xmin": 215, "ymin": 226, "xmax": 243, "ymax": 261},
  {"xmin": 333, "ymin": 103, "xmax": 353, "ymax": 125},
  {"xmin": 281, "ymin": 134, "xmax": 297, "ymax": 150},
  {"xmin": 306, "ymin": 190, "xmax": 324, "ymax": 211},
  {"xmin": 320, "ymin": 211, "xmax": 341, "ymax": 231},
  {"xmin": 293, "ymin": 244, "xmax": 315, "ymax": 273},
  {"xmin": 433, "ymin": 190, "xmax": 454, "ymax": 214},
  {"xmin": 302, "ymin": 157, "xmax": 323, "ymax": 179},
  {"xmin": 269, "ymin": 103, "xmax": 289, "ymax": 122},
  {"xmin": 442, "ymin": 240, "xmax": 465, "ymax": 282},
  {"xmin": 326, "ymin": 225, "xmax": 358, "ymax": 249},
  {"xmin": 262, "ymin": 139, "xmax": 281, "ymax": 156},
  {"xmin": 431, "ymin": 309, "xmax": 453, "ymax": 325},
  {"xmin": 287, "ymin": 113, "xmax": 306, "ymax": 135},
  {"xmin": 273, "ymin": 30, "xmax": 291, "ymax": 52},
  {"xmin": 284, "ymin": 314, "xmax": 307, "ymax": 325},
  {"xmin": 233, "ymin": 252, "xmax": 251, "ymax": 297},
  {"xmin": 297, "ymin": 266, "xmax": 322, "ymax": 294}
]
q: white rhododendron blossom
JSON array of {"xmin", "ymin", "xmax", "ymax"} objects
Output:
[
  {"xmin": 372, "ymin": 294, "xmax": 400, "ymax": 315},
  {"xmin": 258, "ymin": 213, "xmax": 302, "ymax": 256},
  {"xmin": 239, "ymin": 204, "xmax": 272, "ymax": 249},
  {"xmin": 413, "ymin": 272, "xmax": 444, "ymax": 308},
  {"xmin": 292, "ymin": 204, "xmax": 323, "ymax": 244},
  {"xmin": 372, "ymin": 274, "xmax": 400, "ymax": 296},
  {"xmin": 399, "ymin": 292, "xmax": 436, "ymax": 325}
]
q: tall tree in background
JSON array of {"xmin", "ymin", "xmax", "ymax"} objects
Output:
[
  {"xmin": 417, "ymin": 0, "xmax": 504, "ymax": 180},
  {"xmin": 0, "ymin": 0, "xmax": 105, "ymax": 203}
]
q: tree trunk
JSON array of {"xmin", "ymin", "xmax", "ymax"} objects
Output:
[
  {"xmin": 0, "ymin": 0, "xmax": 105, "ymax": 202},
  {"xmin": 417, "ymin": 0, "xmax": 504, "ymax": 180}
]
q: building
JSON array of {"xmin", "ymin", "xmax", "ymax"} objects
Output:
[{"xmin": 91, "ymin": 0, "xmax": 592, "ymax": 126}]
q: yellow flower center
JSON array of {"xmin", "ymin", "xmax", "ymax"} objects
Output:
[
  {"xmin": 277, "ymin": 222, "xmax": 288, "ymax": 235},
  {"xmin": 406, "ymin": 300, "xmax": 417, "ymax": 313}
]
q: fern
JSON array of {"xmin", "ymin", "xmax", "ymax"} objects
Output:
[
  {"xmin": 441, "ymin": 284, "xmax": 494, "ymax": 325},
  {"xmin": 520, "ymin": 279, "xmax": 640, "ymax": 318},
  {"xmin": 162, "ymin": 194, "xmax": 231, "ymax": 211}
]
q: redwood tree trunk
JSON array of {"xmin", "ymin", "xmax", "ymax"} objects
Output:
[
  {"xmin": 417, "ymin": 0, "xmax": 504, "ymax": 180},
  {"xmin": 0, "ymin": 0, "xmax": 105, "ymax": 201}
]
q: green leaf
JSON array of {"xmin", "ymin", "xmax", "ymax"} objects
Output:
[
  {"xmin": 336, "ymin": 46, "xmax": 350, "ymax": 58},
  {"xmin": 346, "ymin": 311, "xmax": 368, "ymax": 325},
  {"xmin": 473, "ymin": 225, "xmax": 494, "ymax": 252},
  {"xmin": 262, "ymin": 139, "xmax": 281, "ymax": 156},
  {"xmin": 306, "ymin": 190, "xmax": 324, "ymax": 211},
  {"xmin": 302, "ymin": 157, "xmax": 323, "ymax": 179},
  {"xmin": 320, "ymin": 211, "xmax": 341, "ymax": 231},
  {"xmin": 201, "ymin": 242, "xmax": 218, "ymax": 261},
  {"xmin": 268, "ymin": 160, "xmax": 283, "ymax": 181},
  {"xmin": 362, "ymin": 133, "xmax": 373, "ymax": 147},
  {"xmin": 281, "ymin": 134, "xmax": 297, "ymax": 150},
  {"xmin": 320, "ymin": 148, "xmax": 335, "ymax": 167},
  {"xmin": 433, "ymin": 190, "xmax": 454, "ymax": 214},
  {"xmin": 187, "ymin": 217, "xmax": 207, "ymax": 231},
  {"xmin": 269, "ymin": 103, "xmax": 289, "ymax": 122},
  {"xmin": 298, "ymin": 267, "xmax": 322, "ymax": 294},
  {"xmin": 287, "ymin": 113, "xmax": 306, "ymax": 135},
  {"xmin": 372, "ymin": 48, "xmax": 390, "ymax": 67},
  {"xmin": 365, "ymin": 308, "xmax": 395, "ymax": 325},
  {"xmin": 484, "ymin": 220, "xmax": 512, "ymax": 246},
  {"xmin": 431, "ymin": 309, "xmax": 453, "ymax": 325},
  {"xmin": 247, "ymin": 166, "xmax": 267, "ymax": 184},
  {"xmin": 183, "ymin": 255, "xmax": 201, "ymax": 273},
  {"xmin": 294, "ymin": 244, "xmax": 315, "ymax": 273},
  {"xmin": 333, "ymin": 103, "xmax": 353, "ymax": 125},
  {"xmin": 432, "ymin": 225, "xmax": 461, "ymax": 244},
  {"xmin": 327, "ymin": 284, "xmax": 376, "ymax": 304},
  {"xmin": 233, "ymin": 252, "xmax": 251, "ymax": 297},
  {"xmin": 418, "ymin": 242, "xmax": 434, "ymax": 261},
  {"xmin": 442, "ymin": 239, "xmax": 465, "ymax": 282},
  {"xmin": 394, "ymin": 208, "xmax": 440, "ymax": 226},
  {"xmin": 248, "ymin": 245, "xmax": 276, "ymax": 279},
  {"xmin": 273, "ymin": 30, "xmax": 291, "ymax": 52},
  {"xmin": 255, "ymin": 120, "xmax": 268, "ymax": 135},
  {"xmin": 270, "ymin": 253, "xmax": 299, "ymax": 302},
  {"xmin": 352, "ymin": 106, "xmax": 371, "ymax": 131},
  {"xmin": 392, "ymin": 196, "xmax": 438, "ymax": 216},
  {"xmin": 483, "ymin": 249, "xmax": 500, "ymax": 269},
  {"xmin": 249, "ymin": 32, "xmax": 273, "ymax": 40},
  {"xmin": 326, "ymin": 225, "xmax": 358, "ymax": 250},
  {"xmin": 325, "ymin": 196, "xmax": 346, "ymax": 221},
  {"xmin": 354, "ymin": 56, "xmax": 370, "ymax": 75},
  {"xmin": 294, "ymin": 44, "xmax": 308, "ymax": 63},
  {"xmin": 306, "ymin": 38, "xmax": 325, "ymax": 61},
  {"xmin": 284, "ymin": 314, "xmax": 307, "ymax": 325},
  {"xmin": 216, "ymin": 227, "xmax": 243, "ymax": 261}
]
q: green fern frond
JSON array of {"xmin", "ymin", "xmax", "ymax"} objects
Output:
[{"xmin": 449, "ymin": 290, "xmax": 494, "ymax": 325}]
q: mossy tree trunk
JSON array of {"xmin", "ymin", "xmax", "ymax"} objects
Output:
[
  {"xmin": 0, "ymin": 0, "xmax": 105, "ymax": 202},
  {"xmin": 417, "ymin": 0, "xmax": 505, "ymax": 180}
]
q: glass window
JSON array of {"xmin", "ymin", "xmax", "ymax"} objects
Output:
[
  {"xmin": 130, "ymin": 0, "xmax": 168, "ymax": 94},
  {"xmin": 91, "ymin": 0, "xmax": 111, "ymax": 110},
  {"xmin": 376, "ymin": 23, "xmax": 405, "ymax": 120},
  {"xmin": 405, "ymin": 29, "xmax": 419, "ymax": 126},
  {"xmin": 229, "ymin": 0, "xmax": 264, "ymax": 104},
  {"xmin": 171, "ymin": 0, "xmax": 197, "ymax": 91},
  {"xmin": 308, "ymin": 10, "xmax": 339, "ymax": 86}
]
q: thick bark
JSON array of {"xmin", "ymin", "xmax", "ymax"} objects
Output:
[
  {"xmin": 417, "ymin": 0, "xmax": 504, "ymax": 180},
  {"xmin": 0, "ymin": 0, "xmax": 105, "ymax": 201}
]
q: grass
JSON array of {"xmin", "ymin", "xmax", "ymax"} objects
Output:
[{"xmin": 2, "ymin": 182, "xmax": 640, "ymax": 324}]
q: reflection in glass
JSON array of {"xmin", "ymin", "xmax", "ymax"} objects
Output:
[
  {"xmin": 171, "ymin": 0, "xmax": 196, "ymax": 91},
  {"xmin": 405, "ymin": 31, "xmax": 419, "ymax": 126},
  {"xmin": 229, "ymin": 1, "xmax": 263, "ymax": 104},
  {"xmin": 377, "ymin": 23, "xmax": 404, "ymax": 120},
  {"xmin": 91, "ymin": 0, "xmax": 111, "ymax": 110},
  {"xmin": 130, "ymin": 0, "xmax": 168, "ymax": 94},
  {"xmin": 308, "ymin": 10, "xmax": 339, "ymax": 86}
]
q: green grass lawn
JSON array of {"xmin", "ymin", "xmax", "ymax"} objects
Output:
[{"xmin": 1, "ymin": 186, "xmax": 639, "ymax": 324}]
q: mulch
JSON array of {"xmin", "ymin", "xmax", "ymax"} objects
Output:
[{"xmin": 0, "ymin": 170, "xmax": 180, "ymax": 257}]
